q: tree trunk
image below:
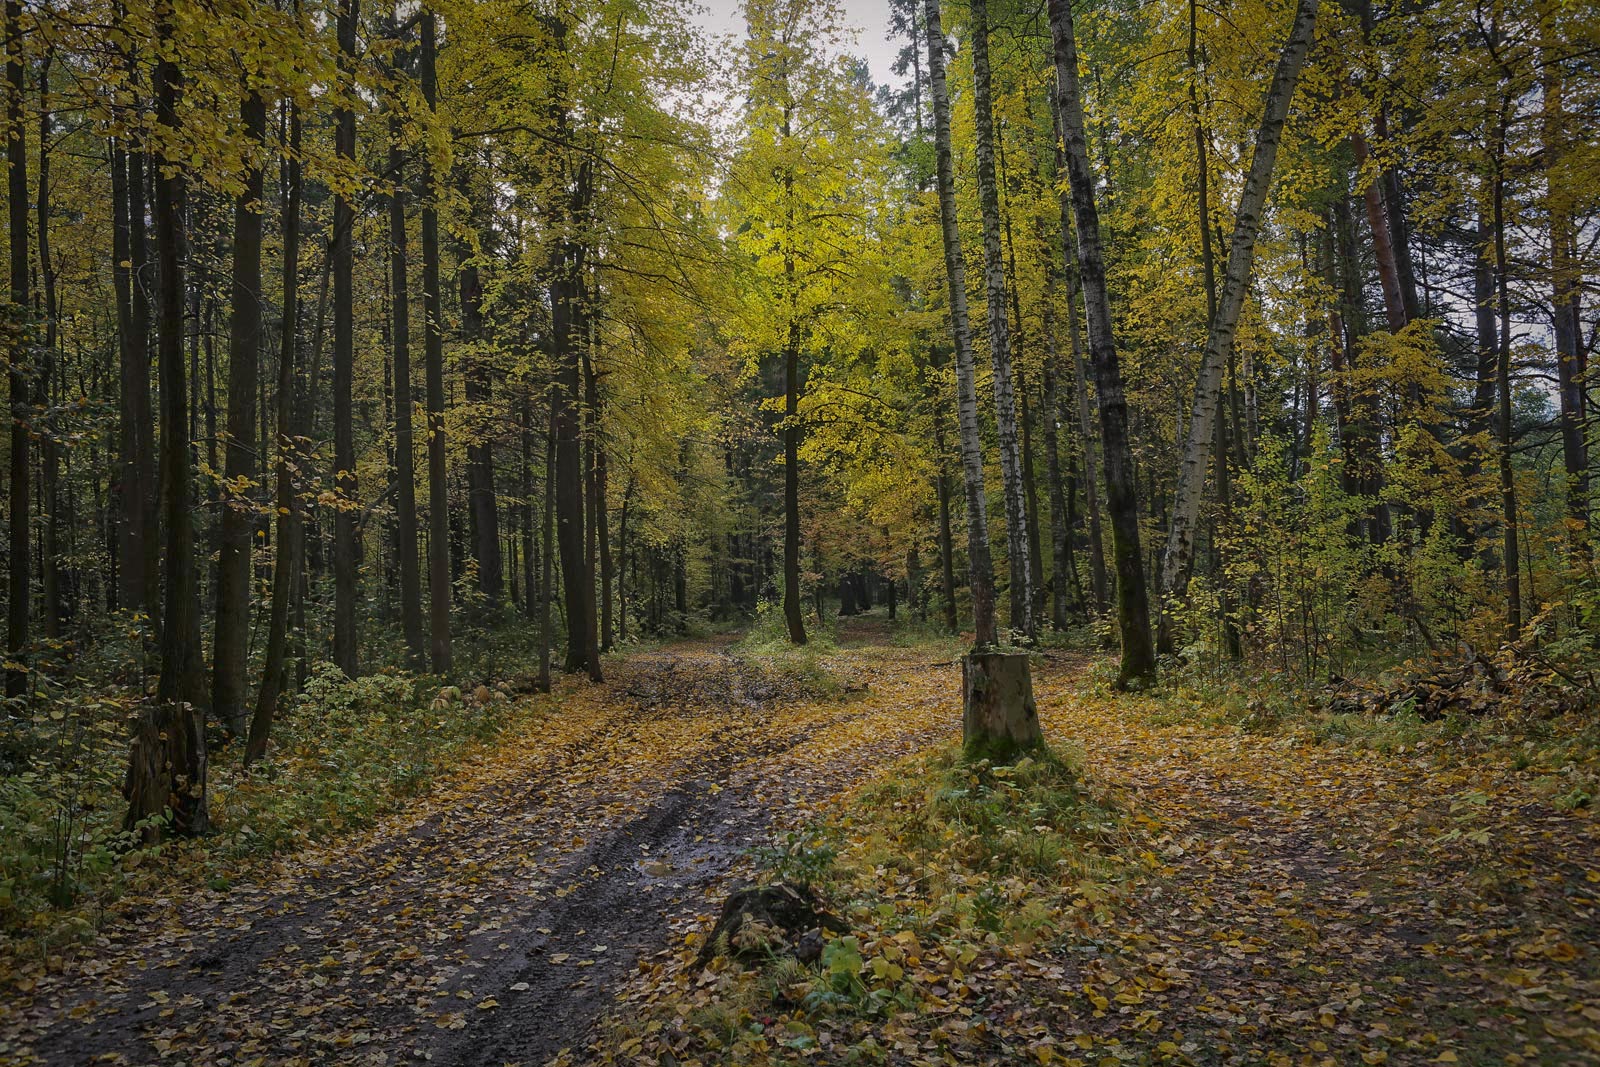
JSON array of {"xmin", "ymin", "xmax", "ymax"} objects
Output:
[
  {"xmin": 1542, "ymin": 57, "xmax": 1586, "ymax": 529},
  {"xmin": 460, "ymin": 260, "xmax": 502, "ymax": 612},
  {"xmin": 782, "ymin": 318, "xmax": 807, "ymax": 645},
  {"xmin": 969, "ymin": 0, "xmax": 1031, "ymax": 636},
  {"xmin": 246, "ymin": 99, "xmax": 303, "ymax": 766},
  {"xmin": 551, "ymin": 166, "xmax": 593, "ymax": 674},
  {"xmin": 1156, "ymin": 0, "xmax": 1318, "ymax": 650},
  {"xmin": 212, "ymin": 87, "xmax": 267, "ymax": 736},
  {"xmin": 538, "ymin": 390, "xmax": 554, "ymax": 693},
  {"xmin": 420, "ymin": 10, "xmax": 451, "ymax": 675},
  {"xmin": 331, "ymin": 0, "xmax": 360, "ymax": 678},
  {"xmin": 6, "ymin": 0, "xmax": 29, "ymax": 698},
  {"xmin": 923, "ymin": 0, "xmax": 996, "ymax": 649},
  {"xmin": 1048, "ymin": 104, "xmax": 1108, "ymax": 615},
  {"xmin": 1048, "ymin": 0, "xmax": 1157, "ymax": 689},
  {"xmin": 36, "ymin": 57, "xmax": 62, "ymax": 639},
  {"xmin": 962, "ymin": 652, "xmax": 1041, "ymax": 761},
  {"xmin": 125, "ymin": 17, "xmax": 208, "ymax": 838},
  {"xmin": 1493, "ymin": 137, "xmax": 1519, "ymax": 639},
  {"xmin": 388, "ymin": 105, "xmax": 425, "ymax": 666},
  {"xmin": 1041, "ymin": 295, "xmax": 1072, "ymax": 630}
]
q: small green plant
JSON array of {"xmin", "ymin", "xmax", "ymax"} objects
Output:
[{"xmin": 751, "ymin": 828, "xmax": 838, "ymax": 889}]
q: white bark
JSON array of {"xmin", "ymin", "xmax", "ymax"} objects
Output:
[
  {"xmin": 1157, "ymin": 0, "xmax": 1320, "ymax": 619},
  {"xmin": 924, "ymin": 0, "xmax": 998, "ymax": 648}
]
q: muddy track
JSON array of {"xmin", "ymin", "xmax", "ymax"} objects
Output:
[{"xmin": 5, "ymin": 638, "xmax": 959, "ymax": 1067}]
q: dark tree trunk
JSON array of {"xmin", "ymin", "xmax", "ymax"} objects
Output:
[
  {"xmin": 459, "ymin": 231, "xmax": 502, "ymax": 610},
  {"xmin": 389, "ymin": 107, "xmax": 424, "ymax": 665},
  {"xmin": 6, "ymin": 0, "xmax": 29, "ymax": 697},
  {"xmin": 330, "ymin": 0, "xmax": 360, "ymax": 677},
  {"xmin": 420, "ymin": 10, "xmax": 451, "ymax": 674},
  {"xmin": 534, "ymin": 392, "xmax": 552, "ymax": 692},
  {"xmin": 1048, "ymin": 0, "xmax": 1157, "ymax": 688},
  {"xmin": 212, "ymin": 88, "xmax": 267, "ymax": 736},
  {"xmin": 125, "ymin": 18, "xmax": 208, "ymax": 837},
  {"xmin": 247, "ymin": 99, "xmax": 304, "ymax": 765}
]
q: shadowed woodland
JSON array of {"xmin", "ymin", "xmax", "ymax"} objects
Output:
[{"xmin": 0, "ymin": 0, "xmax": 1598, "ymax": 1062}]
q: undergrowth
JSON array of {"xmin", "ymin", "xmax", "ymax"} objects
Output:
[
  {"xmin": 601, "ymin": 744, "xmax": 1130, "ymax": 1065},
  {"xmin": 1119, "ymin": 653, "xmax": 1600, "ymax": 812},
  {"xmin": 0, "ymin": 652, "xmax": 547, "ymax": 960}
]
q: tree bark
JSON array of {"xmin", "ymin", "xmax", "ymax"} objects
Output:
[
  {"xmin": 6, "ymin": 0, "xmax": 29, "ymax": 697},
  {"xmin": 331, "ymin": 0, "xmax": 360, "ymax": 677},
  {"xmin": 969, "ymin": 0, "xmax": 1031, "ymax": 636},
  {"xmin": 924, "ymin": 0, "xmax": 997, "ymax": 648},
  {"xmin": 420, "ymin": 9, "xmax": 451, "ymax": 675},
  {"xmin": 125, "ymin": 12, "xmax": 208, "ymax": 837},
  {"xmin": 212, "ymin": 87, "xmax": 267, "ymax": 735},
  {"xmin": 1156, "ymin": 0, "xmax": 1318, "ymax": 650},
  {"xmin": 1048, "ymin": 0, "xmax": 1157, "ymax": 688},
  {"xmin": 388, "ymin": 103, "xmax": 425, "ymax": 665},
  {"xmin": 247, "ymin": 98, "xmax": 304, "ymax": 766}
]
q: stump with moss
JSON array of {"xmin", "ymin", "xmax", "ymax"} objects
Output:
[{"xmin": 962, "ymin": 651, "xmax": 1041, "ymax": 762}]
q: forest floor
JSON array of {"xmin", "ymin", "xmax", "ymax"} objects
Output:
[{"xmin": 1, "ymin": 622, "xmax": 1598, "ymax": 1067}]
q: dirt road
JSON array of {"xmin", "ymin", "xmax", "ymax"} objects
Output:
[{"xmin": 0, "ymin": 636, "xmax": 960, "ymax": 1067}]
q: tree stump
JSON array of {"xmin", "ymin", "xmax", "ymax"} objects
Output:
[{"xmin": 962, "ymin": 651, "xmax": 1041, "ymax": 761}]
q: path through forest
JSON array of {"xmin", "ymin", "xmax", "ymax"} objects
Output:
[{"xmin": 0, "ymin": 630, "xmax": 956, "ymax": 1067}]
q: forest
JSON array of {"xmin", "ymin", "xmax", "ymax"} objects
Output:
[{"xmin": 1, "ymin": 0, "xmax": 1598, "ymax": 1062}]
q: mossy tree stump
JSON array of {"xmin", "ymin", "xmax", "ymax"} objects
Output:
[{"xmin": 962, "ymin": 651, "xmax": 1041, "ymax": 761}]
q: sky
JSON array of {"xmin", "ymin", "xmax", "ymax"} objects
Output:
[{"xmin": 688, "ymin": 0, "xmax": 906, "ymax": 90}]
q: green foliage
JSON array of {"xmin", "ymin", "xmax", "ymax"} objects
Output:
[
  {"xmin": 750, "ymin": 828, "xmax": 839, "ymax": 890},
  {"xmin": 0, "ymin": 630, "xmax": 547, "ymax": 955}
]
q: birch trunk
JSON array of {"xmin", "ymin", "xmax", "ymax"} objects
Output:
[
  {"xmin": 1155, "ymin": 0, "xmax": 1318, "ymax": 644},
  {"xmin": 923, "ymin": 0, "xmax": 997, "ymax": 649},
  {"xmin": 969, "ymin": 0, "xmax": 1032, "ymax": 636}
]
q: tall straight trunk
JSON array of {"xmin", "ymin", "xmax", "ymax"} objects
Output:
[
  {"xmin": 934, "ymin": 404, "xmax": 959, "ymax": 634},
  {"xmin": 1048, "ymin": 0, "xmax": 1157, "ymax": 688},
  {"xmin": 420, "ymin": 9, "xmax": 451, "ymax": 674},
  {"xmin": 782, "ymin": 317, "xmax": 806, "ymax": 645},
  {"xmin": 538, "ymin": 390, "xmax": 553, "ymax": 693},
  {"xmin": 6, "ymin": 0, "xmax": 29, "ymax": 697},
  {"xmin": 1041, "ymin": 294, "xmax": 1072, "ymax": 630},
  {"xmin": 388, "ymin": 108, "xmax": 424, "ymax": 665},
  {"xmin": 969, "ymin": 0, "xmax": 1031, "ymax": 635},
  {"xmin": 460, "ymin": 248, "xmax": 502, "ymax": 609},
  {"xmin": 1048, "ymin": 103, "xmax": 1108, "ymax": 614},
  {"xmin": 1493, "ymin": 141, "xmax": 1519, "ymax": 639},
  {"xmin": 212, "ymin": 88, "xmax": 267, "ymax": 736},
  {"xmin": 617, "ymin": 473, "xmax": 633, "ymax": 643},
  {"xmin": 331, "ymin": 0, "xmax": 360, "ymax": 677},
  {"xmin": 924, "ymin": 0, "xmax": 996, "ymax": 648},
  {"xmin": 126, "ymin": 144, "xmax": 160, "ymax": 623},
  {"xmin": 1155, "ymin": 0, "xmax": 1318, "ymax": 648},
  {"xmin": 780, "ymin": 87, "xmax": 808, "ymax": 647},
  {"xmin": 247, "ymin": 99, "xmax": 304, "ymax": 765},
  {"xmin": 597, "ymin": 419, "xmax": 612, "ymax": 651},
  {"xmin": 125, "ymin": 14, "xmax": 208, "ymax": 836},
  {"xmin": 111, "ymin": 137, "xmax": 148, "ymax": 617},
  {"xmin": 1332, "ymin": 192, "xmax": 1388, "ymax": 543},
  {"xmin": 1542, "ymin": 58, "xmax": 1586, "ymax": 527},
  {"xmin": 580, "ymin": 338, "xmax": 601, "ymax": 670},
  {"xmin": 551, "ymin": 168, "xmax": 594, "ymax": 674},
  {"xmin": 36, "ymin": 56, "xmax": 62, "ymax": 639},
  {"xmin": 520, "ymin": 392, "xmax": 536, "ymax": 618}
]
